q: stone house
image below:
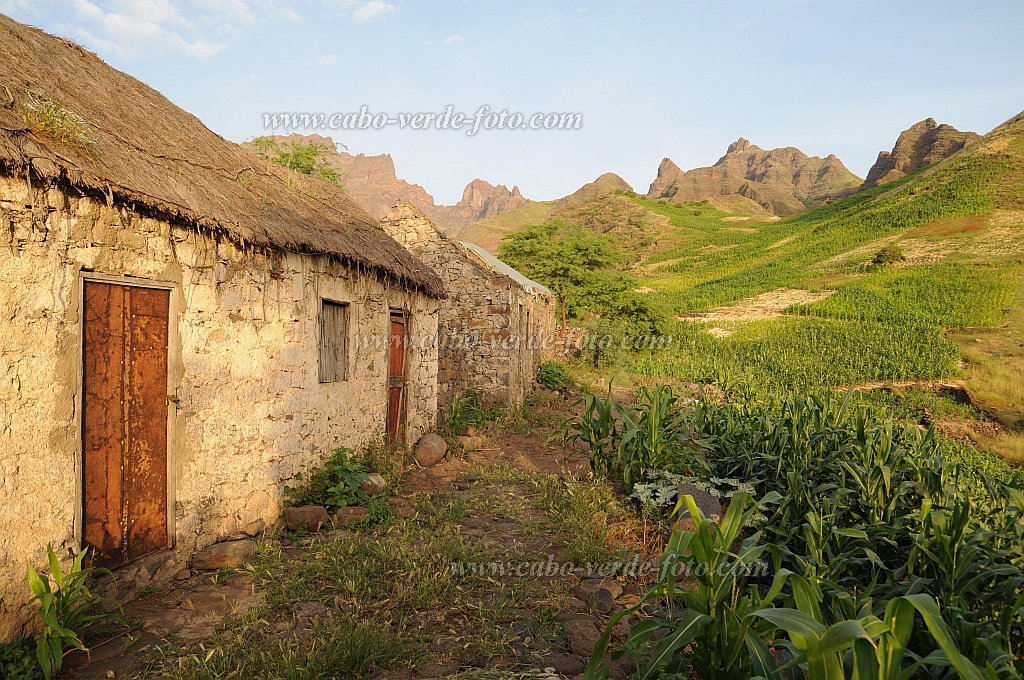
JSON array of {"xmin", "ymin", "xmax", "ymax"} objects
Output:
[
  {"xmin": 0, "ymin": 15, "xmax": 443, "ymax": 641},
  {"xmin": 380, "ymin": 202, "xmax": 555, "ymax": 414}
]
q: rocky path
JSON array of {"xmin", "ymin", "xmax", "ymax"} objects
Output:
[{"xmin": 68, "ymin": 413, "xmax": 657, "ymax": 680}]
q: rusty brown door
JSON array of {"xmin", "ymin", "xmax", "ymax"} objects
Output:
[
  {"xmin": 82, "ymin": 281, "xmax": 170, "ymax": 568},
  {"xmin": 385, "ymin": 313, "xmax": 407, "ymax": 441}
]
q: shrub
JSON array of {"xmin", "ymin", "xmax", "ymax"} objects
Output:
[
  {"xmin": 536, "ymin": 360, "xmax": 575, "ymax": 391},
  {"xmin": 283, "ymin": 448, "xmax": 370, "ymax": 510},
  {"xmin": 442, "ymin": 389, "xmax": 500, "ymax": 437},
  {"xmin": 872, "ymin": 243, "xmax": 906, "ymax": 265}
]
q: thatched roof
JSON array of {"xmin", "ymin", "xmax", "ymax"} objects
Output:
[{"xmin": 0, "ymin": 13, "xmax": 442, "ymax": 296}]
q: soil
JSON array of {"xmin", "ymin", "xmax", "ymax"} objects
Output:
[
  {"xmin": 64, "ymin": 395, "xmax": 649, "ymax": 680},
  {"xmin": 677, "ymin": 287, "xmax": 836, "ymax": 322}
]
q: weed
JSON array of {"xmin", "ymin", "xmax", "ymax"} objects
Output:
[
  {"xmin": 283, "ymin": 447, "xmax": 369, "ymax": 510},
  {"xmin": 25, "ymin": 545, "xmax": 124, "ymax": 679},
  {"xmin": 0, "ymin": 639, "xmax": 41, "ymax": 680},
  {"xmin": 537, "ymin": 360, "xmax": 575, "ymax": 391},
  {"xmin": 22, "ymin": 90, "xmax": 96, "ymax": 158}
]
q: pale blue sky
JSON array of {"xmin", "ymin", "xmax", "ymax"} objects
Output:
[{"xmin": 3, "ymin": 1, "xmax": 1023, "ymax": 203}]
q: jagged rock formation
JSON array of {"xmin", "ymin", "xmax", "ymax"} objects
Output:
[
  {"xmin": 647, "ymin": 139, "xmax": 862, "ymax": 216},
  {"xmin": 456, "ymin": 173, "xmax": 634, "ymax": 252},
  {"xmin": 861, "ymin": 119, "xmax": 980, "ymax": 189},
  {"xmin": 258, "ymin": 135, "xmax": 529, "ymax": 233}
]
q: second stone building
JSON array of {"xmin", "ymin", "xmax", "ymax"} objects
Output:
[{"xmin": 381, "ymin": 202, "xmax": 556, "ymax": 413}]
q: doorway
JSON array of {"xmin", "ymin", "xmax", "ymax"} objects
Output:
[
  {"xmin": 385, "ymin": 311, "xmax": 407, "ymax": 442},
  {"xmin": 81, "ymin": 280, "xmax": 170, "ymax": 567}
]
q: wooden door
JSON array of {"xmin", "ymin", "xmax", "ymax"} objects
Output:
[
  {"xmin": 82, "ymin": 281, "xmax": 170, "ymax": 568},
  {"xmin": 385, "ymin": 313, "xmax": 407, "ymax": 441}
]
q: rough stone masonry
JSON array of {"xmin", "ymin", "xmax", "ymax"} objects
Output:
[
  {"xmin": 380, "ymin": 201, "xmax": 556, "ymax": 413},
  {"xmin": 0, "ymin": 175, "xmax": 439, "ymax": 641}
]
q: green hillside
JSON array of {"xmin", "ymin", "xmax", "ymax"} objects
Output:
[{"xmin": 506, "ymin": 111, "xmax": 1024, "ymax": 459}]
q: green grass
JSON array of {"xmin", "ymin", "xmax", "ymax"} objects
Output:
[
  {"xmin": 788, "ymin": 261, "xmax": 1022, "ymax": 327},
  {"xmin": 627, "ymin": 145, "xmax": 1021, "ymax": 313},
  {"xmin": 630, "ymin": 317, "xmax": 961, "ymax": 396}
]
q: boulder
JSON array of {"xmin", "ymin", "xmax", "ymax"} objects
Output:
[
  {"xmin": 283, "ymin": 505, "xmax": 331, "ymax": 532},
  {"xmin": 575, "ymin": 578, "xmax": 624, "ymax": 602},
  {"xmin": 335, "ymin": 506, "xmax": 369, "ymax": 527},
  {"xmin": 415, "ymin": 433, "xmax": 448, "ymax": 467},
  {"xmin": 676, "ymin": 483, "xmax": 722, "ymax": 522},
  {"xmin": 360, "ymin": 473, "xmax": 387, "ymax": 495},
  {"xmin": 541, "ymin": 652, "xmax": 586, "ymax": 676},
  {"xmin": 563, "ymin": 617, "xmax": 601, "ymax": 657},
  {"xmin": 191, "ymin": 539, "xmax": 255, "ymax": 570}
]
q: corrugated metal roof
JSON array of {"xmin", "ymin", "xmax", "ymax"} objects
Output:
[{"xmin": 459, "ymin": 242, "xmax": 552, "ymax": 297}]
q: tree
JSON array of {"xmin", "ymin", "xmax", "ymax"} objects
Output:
[{"xmin": 499, "ymin": 220, "xmax": 623, "ymax": 327}]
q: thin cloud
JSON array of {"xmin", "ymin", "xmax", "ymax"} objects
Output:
[
  {"xmin": 352, "ymin": 1, "xmax": 395, "ymax": 24},
  {"xmin": 61, "ymin": 0, "xmax": 260, "ymax": 59},
  {"xmin": 443, "ymin": 34, "xmax": 462, "ymax": 46}
]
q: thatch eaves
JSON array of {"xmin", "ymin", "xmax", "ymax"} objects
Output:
[{"xmin": 0, "ymin": 13, "xmax": 442, "ymax": 297}]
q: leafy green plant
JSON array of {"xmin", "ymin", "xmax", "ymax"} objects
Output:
[
  {"xmin": 586, "ymin": 492, "xmax": 787, "ymax": 679},
  {"xmin": 754, "ymin": 578, "xmax": 988, "ymax": 680},
  {"xmin": 615, "ymin": 384, "xmax": 708, "ymax": 487},
  {"xmin": 284, "ymin": 447, "xmax": 369, "ymax": 510},
  {"xmin": 25, "ymin": 545, "xmax": 123, "ymax": 680},
  {"xmin": 561, "ymin": 384, "xmax": 708, "ymax": 489},
  {"xmin": 443, "ymin": 389, "xmax": 497, "ymax": 437},
  {"xmin": 0, "ymin": 639, "xmax": 42, "ymax": 680},
  {"xmin": 558, "ymin": 385, "xmax": 620, "ymax": 478},
  {"xmin": 536, "ymin": 360, "xmax": 575, "ymax": 391}
]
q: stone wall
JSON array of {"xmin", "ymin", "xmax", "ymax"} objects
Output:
[
  {"xmin": 0, "ymin": 175, "xmax": 438, "ymax": 641},
  {"xmin": 380, "ymin": 202, "xmax": 555, "ymax": 414}
]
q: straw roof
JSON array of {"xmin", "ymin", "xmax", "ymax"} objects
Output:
[{"xmin": 0, "ymin": 13, "xmax": 442, "ymax": 296}]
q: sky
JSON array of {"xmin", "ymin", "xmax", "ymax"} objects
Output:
[{"xmin": 2, "ymin": 1, "xmax": 1023, "ymax": 204}]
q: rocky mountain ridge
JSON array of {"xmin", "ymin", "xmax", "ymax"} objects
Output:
[
  {"xmin": 647, "ymin": 138, "xmax": 862, "ymax": 216},
  {"xmin": 861, "ymin": 118, "xmax": 981, "ymax": 189},
  {"xmin": 264, "ymin": 134, "xmax": 530, "ymax": 233}
]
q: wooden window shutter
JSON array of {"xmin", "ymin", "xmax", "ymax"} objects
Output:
[{"xmin": 319, "ymin": 300, "xmax": 349, "ymax": 382}]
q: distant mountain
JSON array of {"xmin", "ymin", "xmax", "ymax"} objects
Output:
[
  {"xmin": 258, "ymin": 134, "xmax": 530, "ymax": 233},
  {"xmin": 456, "ymin": 173, "xmax": 635, "ymax": 252},
  {"xmin": 647, "ymin": 138, "xmax": 862, "ymax": 216},
  {"xmin": 861, "ymin": 118, "xmax": 981, "ymax": 189}
]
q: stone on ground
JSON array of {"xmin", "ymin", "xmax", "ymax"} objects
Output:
[
  {"xmin": 676, "ymin": 482, "xmax": 722, "ymax": 521},
  {"xmin": 334, "ymin": 506, "xmax": 369, "ymax": 526},
  {"xmin": 191, "ymin": 539, "xmax": 255, "ymax": 570},
  {"xmin": 541, "ymin": 651, "xmax": 586, "ymax": 675},
  {"xmin": 563, "ymin": 617, "xmax": 601, "ymax": 657},
  {"xmin": 360, "ymin": 472, "xmax": 387, "ymax": 495},
  {"xmin": 415, "ymin": 432, "xmax": 448, "ymax": 467},
  {"xmin": 283, "ymin": 505, "xmax": 331, "ymax": 531}
]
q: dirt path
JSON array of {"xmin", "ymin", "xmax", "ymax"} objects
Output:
[
  {"xmin": 677, "ymin": 287, "xmax": 835, "ymax": 323},
  {"xmin": 68, "ymin": 396, "xmax": 655, "ymax": 680}
]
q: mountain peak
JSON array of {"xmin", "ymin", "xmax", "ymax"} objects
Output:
[
  {"xmin": 727, "ymin": 138, "xmax": 753, "ymax": 154},
  {"xmin": 649, "ymin": 142, "xmax": 859, "ymax": 216},
  {"xmin": 862, "ymin": 118, "xmax": 980, "ymax": 189}
]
